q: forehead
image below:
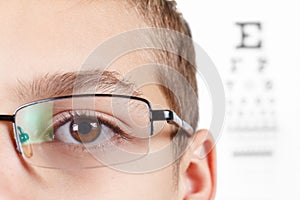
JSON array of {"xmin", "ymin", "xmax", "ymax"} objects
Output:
[
  {"xmin": 0, "ymin": 1, "xmax": 167, "ymax": 110},
  {"xmin": 0, "ymin": 1, "xmax": 143, "ymax": 73}
]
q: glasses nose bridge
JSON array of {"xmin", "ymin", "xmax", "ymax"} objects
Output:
[
  {"xmin": 0, "ymin": 115, "xmax": 15, "ymax": 122},
  {"xmin": 0, "ymin": 115, "xmax": 15, "ymax": 134}
]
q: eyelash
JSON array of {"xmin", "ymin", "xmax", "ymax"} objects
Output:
[{"xmin": 50, "ymin": 110, "xmax": 133, "ymax": 145}]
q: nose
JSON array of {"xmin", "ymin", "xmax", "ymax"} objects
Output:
[
  {"xmin": 0, "ymin": 122, "xmax": 29, "ymax": 199},
  {"xmin": 0, "ymin": 120, "xmax": 19, "ymax": 162}
]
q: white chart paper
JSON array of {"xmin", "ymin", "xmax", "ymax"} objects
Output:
[{"xmin": 177, "ymin": 1, "xmax": 300, "ymax": 199}]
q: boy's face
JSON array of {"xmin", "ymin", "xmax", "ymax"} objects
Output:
[{"xmin": 0, "ymin": 1, "xmax": 215, "ymax": 199}]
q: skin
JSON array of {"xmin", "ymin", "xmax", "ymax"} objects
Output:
[{"xmin": 0, "ymin": 1, "xmax": 216, "ymax": 199}]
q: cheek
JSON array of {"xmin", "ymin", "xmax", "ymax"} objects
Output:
[
  {"xmin": 36, "ymin": 165, "xmax": 177, "ymax": 200},
  {"xmin": 0, "ymin": 124, "xmax": 41, "ymax": 199},
  {"xmin": 0, "ymin": 126, "xmax": 177, "ymax": 200}
]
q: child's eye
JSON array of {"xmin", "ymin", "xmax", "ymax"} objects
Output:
[{"xmin": 51, "ymin": 110, "xmax": 132, "ymax": 146}]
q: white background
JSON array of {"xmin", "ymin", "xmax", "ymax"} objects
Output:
[{"xmin": 177, "ymin": 1, "xmax": 300, "ymax": 199}]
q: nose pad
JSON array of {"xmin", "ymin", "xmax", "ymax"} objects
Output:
[{"xmin": 22, "ymin": 144, "xmax": 33, "ymax": 158}]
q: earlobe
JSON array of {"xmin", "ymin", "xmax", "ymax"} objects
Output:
[{"xmin": 181, "ymin": 130, "xmax": 216, "ymax": 200}]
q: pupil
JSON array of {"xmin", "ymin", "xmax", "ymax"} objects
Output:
[{"xmin": 78, "ymin": 121, "xmax": 92, "ymax": 134}]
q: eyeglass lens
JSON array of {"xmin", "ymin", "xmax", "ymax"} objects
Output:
[{"xmin": 14, "ymin": 96, "xmax": 152, "ymax": 169}]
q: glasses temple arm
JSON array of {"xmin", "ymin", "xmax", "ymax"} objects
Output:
[{"xmin": 151, "ymin": 110, "xmax": 194, "ymax": 137}]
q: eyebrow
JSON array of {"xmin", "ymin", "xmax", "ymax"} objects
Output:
[{"xmin": 15, "ymin": 70, "xmax": 141, "ymax": 103}]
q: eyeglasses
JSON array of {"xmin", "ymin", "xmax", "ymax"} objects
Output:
[{"xmin": 0, "ymin": 94, "xmax": 194, "ymax": 169}]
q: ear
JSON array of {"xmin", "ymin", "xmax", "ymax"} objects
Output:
[{"xmin": 179, "ymin": 129, "xmax": 216, "ymax": 200}]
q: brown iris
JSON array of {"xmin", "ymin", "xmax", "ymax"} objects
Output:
[{"xmin": 70, "ymin": 116, "xmax": 101, "ymax": 143}]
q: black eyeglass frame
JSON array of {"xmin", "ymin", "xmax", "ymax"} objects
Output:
[{"xmin": 0, "ymin": 94, "xmax": 194, "ymax": 154}]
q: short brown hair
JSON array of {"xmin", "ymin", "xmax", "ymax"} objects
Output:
[
  {"xmin": 126, "ymin": 0, "xmax": 199, "ymax": 144},
  {"xmin": 125, "ymin": 0, "xmax": 199, "ymax": 185}
]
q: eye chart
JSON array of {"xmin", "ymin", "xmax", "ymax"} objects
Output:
[{"xmin": 177, "ymin": 1, "xmax": 300, "ymax": 199}]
